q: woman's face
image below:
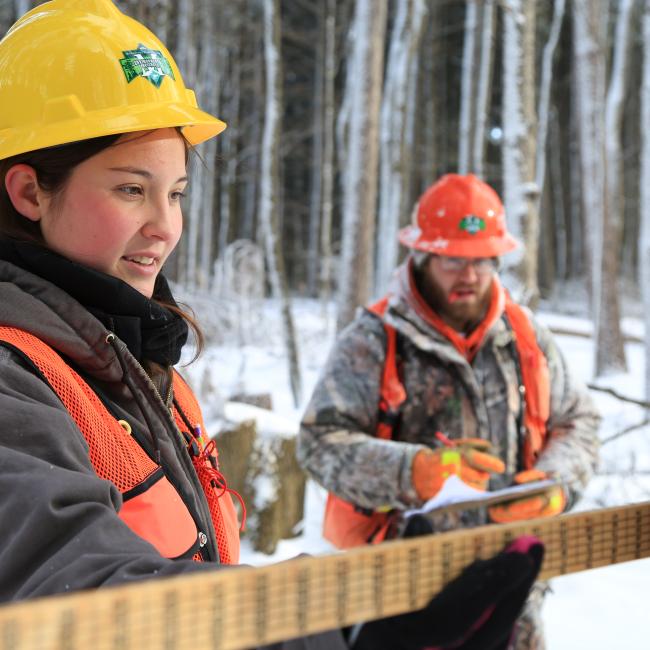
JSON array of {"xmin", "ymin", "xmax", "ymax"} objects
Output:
[{"xmin": 33, "ymin": 128, "xmax": 186, "ymax": 297}]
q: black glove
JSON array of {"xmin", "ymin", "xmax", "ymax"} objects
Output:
[{"xmin": 352, "ymin": 536, "xmax": 544, "ymax": 650}]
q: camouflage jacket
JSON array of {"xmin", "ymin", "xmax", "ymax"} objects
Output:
[{"xmin": 298, "ymin": 264, "xmax": 601, "ymax": 532}]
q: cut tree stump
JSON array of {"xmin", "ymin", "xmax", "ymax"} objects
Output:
[{"xmin": 213, "ymin": 411, "xmax": 306, "ymax": 555}]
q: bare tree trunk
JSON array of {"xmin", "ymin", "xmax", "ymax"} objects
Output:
[
  {"xmin": 501, "ymin": 0, "xmax": 539, "ymax": 307},
  {"xmin": 549, "ymin": 110, "xmax": 567, "ymax": 281},
  {"xmin": 422, "ymin": 9, "xmax": 440, "ymax": 181},
  {"xmin": 458, "ymin": 0, "xmax": 494, "ymax": 178},
  {"xmin": 306, "ymin": 4, "xmax": 326, "ymax": 297},
  {"xmin": 599, "ymin": 0, "xmax": 635, "ymax": 370},
  {"xmin": 568, "ymin": 73, "xmax": 584, "ymax": 280},
  {"xmin": 260, "ymin": 0, "xmax": 302, "ymax": 406},
  {"xmin": 640, "ymin": 0, "xmax": 650, "ymax": 403},
  {"xmin": 196, "ymin": 0, "xmax": 219, "ymax": 289},
  {"xmin": 242, "ymin": 2, "xmax": 263, "ymax": 243},
  {"xmin": 146, "ymin": 0, "xmax": 171, "ymax": 43},
  {"xmin": 574, "ymin": 0, "xmax": 627, "ymax": 377},
  {"xmin": 535, "ymin": 0, "xmax": 565, "ymax": 217},
  {"xmin": 218, "ymin": 19, "xmax": 242, "ymax": 260},
  {"xmin": 375, "ymin": 0, "xmax": 427, "ymax": 295},
  {"xmin": 472, "ymin": 0, "xmax": 495, "ymax": 179},
  {"xmin": 337, "ymin": 0, "xmax": 388, "ymax": 330},
  {"xmin": 171, "ymin": 0, "xmax": 196, "ymax": 285},
  {"xmin": 0, "ymin": 0, "xmax": 14, "ymax": 34},
  {"xmin": 13, "ymin": 0, "xmax": 29, "ymax": 19},
  {"xmin": 320, "ymin": 0, "xmax": 337, "ymax": 321},
  {"xmin": 458, "ymin": 0, "xmax": 479, "ymax": 174}
]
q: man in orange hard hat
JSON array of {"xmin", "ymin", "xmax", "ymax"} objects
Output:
[{"xmin": 298, "ymin": 174, "xmax": 601, "ymax": 649}]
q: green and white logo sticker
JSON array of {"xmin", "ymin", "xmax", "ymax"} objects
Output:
[
  {"xmin": 120, "ymin": 44, "xmax": 175, "ymax": 88},
  {"xmin": 459, "ymin": 216, "xmax": 486, "ymax": 235}
]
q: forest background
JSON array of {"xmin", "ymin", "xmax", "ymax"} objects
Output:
[
  {"xmin": 2, "ymin": 1, "xmax": 650, "ymax": 646},
  {"xmin": 2, "ymin": 0, "xmax": 648, "ymax": 400}
]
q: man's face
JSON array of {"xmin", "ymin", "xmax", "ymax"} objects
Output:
[{"xmin": 421, "ymin": 256, "xmax": 497, "ymax": 329}]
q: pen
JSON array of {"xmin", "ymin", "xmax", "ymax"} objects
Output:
[{"xmin": 435, "ymin": 431, "xmax": 456, "ymax": 448}]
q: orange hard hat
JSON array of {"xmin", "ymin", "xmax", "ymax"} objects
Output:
[{"xmin": 398, "ymin": 174, "xmax": 520, "ymax": 257}]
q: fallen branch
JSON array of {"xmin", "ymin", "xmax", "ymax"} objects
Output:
[
  {"xmin": 601, "ymin": 419, "xmax": 650, "ymax": 446},
  {"xmin": 587, "ymin": 384, "xmax": 650, "ymax": 409},
  {"xmin": 548, "ymin": 326, "xmax": 643, "ymax": 345}
]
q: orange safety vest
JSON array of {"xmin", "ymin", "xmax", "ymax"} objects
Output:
[
  {"xmin": 0, "ymin": 326, "xmax": 241, "ymax": 564},
  {"xmin": 323, "ymin": 297, "xmax": 551, "ymax": 549}
]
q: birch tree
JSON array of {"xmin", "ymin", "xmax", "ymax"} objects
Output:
[
  {"xmin": 472, "ymin": 0, "xmax": 495, "ymax": 179},
  {"xmin": 319, "ymin": 0, "xmax": 337, "ymax": 314},
  {"xmin": 0, "ymin": 1, "xmax": 13, "ymax": 34},
  {"xmin": 501, "ymin": 0, "xmax": 539, "ymax": 307},
  {"xmin": 146, "ymin": 0, "xmax": 171, "ymax": 44},
  {"xmin": 259, "ymin": 0, "xmax": 302, "ymax": 405},
  {"xmin": 458, "ymin": 0, "xmax": 495, "ymax": 178},
  {"xmin": 241, "ymin": 1, "xmax": 264, "ymax": 244},
  {"xmin": 217, "ymin": 7, "xmax": 243, "ymax": 259},
  {"xmin": 306, "ymin": 4, "xmax": 326, "ymax": 297},
  {"xmin": 535, "ymin": 0, "xmax": 565, "ymax": 217},
  {"xmin": 186, "ymin": 0, "xmax": 220, "ymax": 289},
  {"xmin": 574, "ymin": 0, "xmax": 626, "ymax": 376},
  {"xmin": 168, "ymin": 0, "xmax": 196, "ymax": 285},
  {"xmin": 599, "ymin": 0, "xmax": 635, "ymax": 370},
  {"xmin": 640, "ymin": 0, "xmax": 650, "ymax": 402},
  {"xmin": 337, "ymin": 0, "xmax": 388, "ymax": 330},
  {"xmin": 458, "ymin": 0, "xmax": 480, "ymax": 175},
  {"xmin": 375, "ymin": 0, "xmax": 427, "ymax": 295},
  {"xmin": 13, "ymin": 0, "xmax": 29, "ymax": 20}
]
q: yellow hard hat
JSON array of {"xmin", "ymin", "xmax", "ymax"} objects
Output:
[{"xmin": 0, "ymin": 0, "xmax": 226, "ymax": 160}]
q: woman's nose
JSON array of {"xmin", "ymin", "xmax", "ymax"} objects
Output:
[{"xmin": 141, "ymin": 198, "xmax": 178, "ymax": 240}]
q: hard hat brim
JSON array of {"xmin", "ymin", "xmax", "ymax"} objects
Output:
[
  {"xmin": 398, "ymin": 225, "xmax": 521, "ymax": 258},
  {"xmin": 0, "ymin": 102, "xmax": 226, "ymax": 160}
]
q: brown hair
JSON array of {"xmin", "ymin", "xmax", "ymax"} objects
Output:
[{"xmin": 0, "ymin": 132, "xmax": 204, "ymax": 359}]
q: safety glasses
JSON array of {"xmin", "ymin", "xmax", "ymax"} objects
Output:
[{"xmin": 437, "ymin": 256, "xmax": 498, "ymax": 275}]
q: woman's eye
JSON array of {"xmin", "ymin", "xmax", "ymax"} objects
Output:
[
  {"xmin": 119, "ymin": 185, "xmax": 142, "ymax": 197},
  {"xmin": 171, "ymin": 190, "xmax": 187, "ymax": 202}
]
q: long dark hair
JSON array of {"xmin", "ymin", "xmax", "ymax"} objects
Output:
[{"xmin": 0, "ymin": 132, "xmax": 204, "ymax": 358}]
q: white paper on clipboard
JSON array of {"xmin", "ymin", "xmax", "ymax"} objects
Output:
[{"xmin": 404, "ymin": 475, "xmax": 558, "ymax": 517}]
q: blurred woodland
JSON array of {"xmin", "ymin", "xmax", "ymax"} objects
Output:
[{"xmin": 2, "ymin": 0, "xmax": 650, "ymax": 392}]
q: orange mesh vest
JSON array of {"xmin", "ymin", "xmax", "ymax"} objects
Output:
[
  {"xmin": 0, "ymin": 326, "xmax": 240, "ymax": 564},
  {"xmin": 323, "ymin": 297, "xmax": 550, "ymax": 550}
]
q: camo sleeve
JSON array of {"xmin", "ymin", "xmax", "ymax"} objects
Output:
[
  {"xmin": 297, "ymin": 311, "xmax": 423, "ymax": 510},
  {"xmin": 531, "ymin": 320, "xmax": 601, "ymax": 508}
]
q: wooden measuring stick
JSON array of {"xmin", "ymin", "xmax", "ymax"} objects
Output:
[{"xmin": 0, "ymin": 500, "xmax": 648, "ymax": 650}]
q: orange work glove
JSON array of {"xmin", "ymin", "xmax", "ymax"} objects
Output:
[
  {"xmin": 452, "ymin": 438, "xmax": 506, "ymax": 491},
  {"xmin": 412, "ymin": 438, "xmax": 505, "ymax": 501},
  {"xmin": 488, "ymin": 469, "xmax": 566, "ymax": 523}
]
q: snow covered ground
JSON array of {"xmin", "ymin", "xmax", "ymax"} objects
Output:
[{"xmin": 182, "ymin": 298, "xmax": 650, "ymax": 649}]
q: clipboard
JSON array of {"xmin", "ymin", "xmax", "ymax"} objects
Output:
[{"xmin": 404, "ymin": 475, "xmax": 559, "ymax": 517}]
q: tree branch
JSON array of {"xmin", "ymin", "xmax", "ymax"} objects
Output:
[
  {"xmin": 587, "ymin": 384, "xmax": 650, "ymax": 409},
  {"xmin": 601, "ymin": 419, "xmax": 650, "ymax": 446}
]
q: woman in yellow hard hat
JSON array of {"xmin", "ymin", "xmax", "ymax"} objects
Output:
[{"xmin": 0, "ymin": 1, "xmax": 543, "ymax": 648}]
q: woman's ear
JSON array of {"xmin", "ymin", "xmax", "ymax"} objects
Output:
[{"xmin": 4, "ymin": 164, "xmax": 43, "ymax": 222}]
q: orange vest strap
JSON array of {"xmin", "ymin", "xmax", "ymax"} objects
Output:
[
  {"xmin": 172, "ymin": 372, "xmax": 241, "ymax": 564},
  {"xmin": 503, "ymin": 299, "xmax": 551, "ymax": 468},
  {"xmin": 367, "ymin": 298, "xmax": 406, "ymax": 431},
  {"xmin": 324, "ymin": 298, "xmax": 400, "ymax": 549}
]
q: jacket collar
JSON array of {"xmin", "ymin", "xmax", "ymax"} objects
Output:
[{"xmin": 0, "ymin": 240, "xmax": 187, "ymax": 367}]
